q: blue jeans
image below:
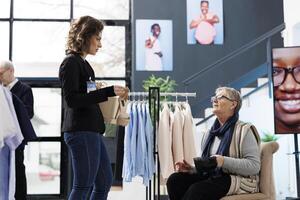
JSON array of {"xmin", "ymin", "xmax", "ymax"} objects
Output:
[{"xmin": 64, "ymin": 132, "xmax": 113, "ymax": 200}]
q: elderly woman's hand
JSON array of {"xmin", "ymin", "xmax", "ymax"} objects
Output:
[
  {"xmin": 211, "ymin": 155, "xmax": 224, "ymax": 167},
  {"xmin": 175, "ymin": 160, "xmax": 193, "ymax": 173}
]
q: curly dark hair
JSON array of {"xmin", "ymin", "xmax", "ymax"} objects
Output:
[
  {"xmin": 201, "ymin": 0, "xmax": 209, "ymax": 6},
  {"xmin": 66, "ymin": 16, "xmax": 104, "ymax": 55},
  {"xmin": 151, "ymin": 23, "xmax": 160, "ymax": 31}
]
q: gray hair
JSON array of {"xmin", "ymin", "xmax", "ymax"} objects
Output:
[
  {"xmin": 0, "ymin": 60, "xmax": 14, "ymax": 70},
  {"xmin": 216, "ymin": 86, "xmax": 242, "ymax": 113}
]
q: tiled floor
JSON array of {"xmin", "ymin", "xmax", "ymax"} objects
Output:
[{"xmin": 108, "ymin": 177, "xmax": 146, "ymax": 200}]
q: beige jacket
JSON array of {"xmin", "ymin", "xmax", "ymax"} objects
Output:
[
  {"xmin": 172, "ymin": 103, "xmax": 184, "ymax": 164},
  {"xmin": 226, "ymin": 121, "xmax": 261, "ymax": 195},
  {"xmin": 182, "ymin": 103, "xmax": 197, "ymax": 165},
  {"xmin": 200, "ymin": 121, "xmax": 261, "ymax": 195},
  {"xmin": 158, "ymin": 103, "xmax": 175, "ymax": 179}
]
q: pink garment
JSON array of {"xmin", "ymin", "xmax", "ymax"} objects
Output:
[
  {"xmin": 193, "ymin": 12, "xmax": 217, "ymax": 45},
  {"xmin": 195, "ymin": 21, "xmax": 216, "ymax": 45}
]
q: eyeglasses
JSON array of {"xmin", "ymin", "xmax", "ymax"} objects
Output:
[
  {"xmin": 273, "ymin": 66, "xmax": 300, "ymax": 87},
  {"xmin": 211, "ymin": 95, "xmax": 235, "ymax": 103}
]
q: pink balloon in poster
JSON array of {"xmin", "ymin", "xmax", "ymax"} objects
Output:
[{"xmin": 195, "ymin": 21, "xmax": 216, "ymax": 45}]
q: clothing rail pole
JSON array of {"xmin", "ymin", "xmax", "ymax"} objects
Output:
[
  {"xmin": 160, "ymin": 92, "xmax": 196, "ymax": 97},
  {"xmin": 149, "ymin": 88, "xmax": 154, "ymax": 200},
  {"xmin": 149, "ymin": 87, "xmax": 160, "ymax": 200},
  {"xmin": 149, "ymin": 88, "xmax": 157, "ymax": 200},
  {"xmin": 129, "ymin": 92, "xmax": 196, "ymax": 98},
  {"xmin": 153, "ymin": 87, "xmax": 160, "ymax": 200},
  {"xmin": 157, "ymin": 88, "xmax": 161, "ymax": 200}
]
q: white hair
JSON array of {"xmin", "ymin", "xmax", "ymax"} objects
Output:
[
  {"xmin": 216, "ymin": 86, "xmax": 242, "ymax": 113},
  {"xmin": 0, "ymin": 60, "xmax": 14, "ymax": 70}
]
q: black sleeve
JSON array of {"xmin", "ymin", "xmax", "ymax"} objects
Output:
[
  {"xmin": 21, "ymin": 87, "xmax": 34, "ymax": 119},
  {"xmin": 103, "ymin": 86, "xmax": 116, "ymax": 97},
  {"xmin": 60, "ymin": 57, "xmax": 116, "ymax": 108}
]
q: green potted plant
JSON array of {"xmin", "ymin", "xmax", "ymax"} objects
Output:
[
  {"xmin": 261, "ymin": 132, "xmax": 279, "ymax": 142},
  {"xmin": 142, "ymin": 75, "xmax": 177, "ymax": 100},
  {"xmin": 142, "ymin": 75, "xmax": 177, "ymax": 121}
]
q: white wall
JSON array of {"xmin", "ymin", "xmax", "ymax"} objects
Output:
[
  {"xmin": 239, "ymin": 86, "xmax": 297, "ymax": 199},
  {"xmin": 283, "ymin": 0, "xmax": 300, "ymax": 46}
]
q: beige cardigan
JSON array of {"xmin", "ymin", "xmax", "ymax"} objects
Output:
[
  {"xmin": 182, "ymin": 103, "xmax": 197, "ymax": 165},
  {"xmin": 172, "ymin": 103, "xmax": 184, "ymax": 164},
  {"xmin": 201, "ymin": 120, "xmax": 261, "ymax": 195},
  {"xmin": 158, "ymin": 103, "xmax": 175, "ymax": 179}
]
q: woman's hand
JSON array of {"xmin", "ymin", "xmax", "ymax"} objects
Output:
[
  {"xmin": 154, "ymin": 52, "xmax": 163, "ymax": 57},
  {"xmin": 175, "ymin": 160, "xmax": 193, "ymax": 173},
  {"xmin": 211, "ymin": 155, "xmax": 224, "ymax": 167},
  {"xmin": 114, "ymin": 85, "xmax": 129, "ymax": 100}
]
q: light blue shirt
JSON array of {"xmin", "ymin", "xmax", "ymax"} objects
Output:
[
  {"xmin": 122, "ymin": 102, "xmax": 133, "ymax": 182},
  {"xmin": 130, "ymin": 103, "xmax": 138, "ymax": 177},
  {"xmin": 122, "ymin": 102, "xmax": 155, "ymax": 186},
  {"xmin": 0, "ymin": 144, "xmax": 15, "ymax": 200},
  {"xmin": 136, "ymin": 103, "xmax": 147, "ymax": 179},
  {"xmin": 144, "ymin": 103, "xmax": 155, "ymax": 185},
  {"xmin": 0, "ymin": 145, "xmax": 10, "ymax": 200}
]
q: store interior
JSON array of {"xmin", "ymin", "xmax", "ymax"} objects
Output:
[{"xmin": 1, "ymin": 0, "xmax": 300, "ymax": 199}]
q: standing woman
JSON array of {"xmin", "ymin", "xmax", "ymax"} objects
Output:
[{"xmin": 59, "ymin": 16, "xmax": 127, "ymax": 200}]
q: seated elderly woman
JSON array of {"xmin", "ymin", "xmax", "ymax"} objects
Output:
[{"xmin": 166, "ymin": 87, "xmax": 261, "ymax": 200}]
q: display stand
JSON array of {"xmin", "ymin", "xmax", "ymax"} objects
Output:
[
  {"xmin": 286, "ymin": 134, "xmax": 300, "ymax": 200},
  {"xmin": 130, "ymin": 88, "xmax": 196, "ymax": 200},
  {"xmin": 148, "ymin": 87, "xmax": 197, "ymax": 200}
]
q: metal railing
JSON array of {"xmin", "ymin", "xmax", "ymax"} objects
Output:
[
  {"xmin": 196, "ymin": 81, "xmax": 269, "ymax": 126},
  {"xmin": 182, "ymin": 23, "xmax": 285, "ymax": 87}
]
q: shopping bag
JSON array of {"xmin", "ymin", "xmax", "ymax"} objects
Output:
[{"xmin": 97, "ymin": 82, "xmax": 130, "ymax": 126}]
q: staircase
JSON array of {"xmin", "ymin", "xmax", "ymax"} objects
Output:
[
  {"xmin": 182, "ymin": 23, "xmax": 285, "ymax": 119},
  {"xmin": 195, "ymin": 77, "xmax": 269, "ymax": 130}
]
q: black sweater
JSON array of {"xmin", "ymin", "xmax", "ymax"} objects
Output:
[
  {"xmin": 59, "ymin": 53, "xmax": 115, "ymax": 133},
  {"xmin": 11, "ymin": 81, "xmax": 34, "ymax": 119}
]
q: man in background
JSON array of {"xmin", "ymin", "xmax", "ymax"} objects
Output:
[{"xmin": 0, "ymin": 60, "xmax": 34, "ymax": 200}]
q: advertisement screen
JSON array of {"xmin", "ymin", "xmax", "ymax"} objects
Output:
[{"xmin": 272, "ymin": 47, "xmax": 300, "ymax": 134}]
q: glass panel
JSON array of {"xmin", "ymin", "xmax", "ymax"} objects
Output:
[
  {"xmin": 31, "ymin": 88, "xmax": 61, "ymax": 137},
  {"xmin": 0, "ymin": 22, "xmax": 9, "ymax": 60},
  {"xmin": 13, "ymin": 22, "xmax": 69, "ymax": 77},
  {"xmin": 74, "ymin": 0, "xmax": 129, "ymax": 20},
  {"xmin": 0, "ymin": 0, "xmax": 10, "ymax": 18},
  {"xmin": 87, "ymin": 26, "xmax": 125, "ymax": 77},
  {"xmin": 25, "ymin": 142, "xmax": 61, "ymax": 194},
  {"xmin": 14, "ymin": 0, "xmax": 70, "ymax": 19}
]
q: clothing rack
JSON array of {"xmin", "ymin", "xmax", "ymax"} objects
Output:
[
  {"xmin": 129, "ymin": 88, "xmax": 196, "ymax": 200},
  {"xmin": 129, "ymin": 92, "xmax": 197, "ymax": 98}
]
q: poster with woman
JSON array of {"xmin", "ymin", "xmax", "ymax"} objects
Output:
[
  {"xmin": 136, "ymin": 19, "xmax": 173, "ymax": 71},
  {"xmin": 272, "ymin": 47, "xmax": 300, "ymax": 134},
  {"xmin": 187, "ymin": 0, "xmax": 224, "ymax": 45}
]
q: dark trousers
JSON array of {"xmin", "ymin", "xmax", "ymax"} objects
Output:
[
  {"xmin": 166, "ymin": 172, "xmax": 231, "ymax": 200},
  {"xmin": 64, "ymin": 132, "xmax": 113, "ymax": 200},
  {"xmin": 15, "ymin": 145, "xmax": 27, "ymax": 200}
]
